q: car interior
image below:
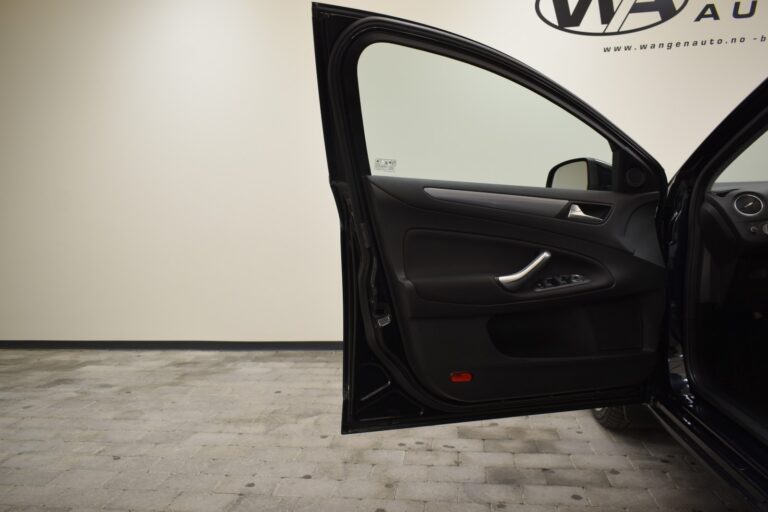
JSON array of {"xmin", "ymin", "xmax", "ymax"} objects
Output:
[{"xmin": 693, "ymin": 127, "xmax": 768, "ymax": 443}]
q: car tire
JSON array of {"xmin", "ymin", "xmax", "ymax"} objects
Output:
[
  {"xmin": 592, "ymin": 405, "xmax": 657, "ymax": 430},
  {"xmin": 592, "ymin": 406, "xmax": 633, "ymax": 429}
]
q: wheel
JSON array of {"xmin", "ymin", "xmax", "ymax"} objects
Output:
[
  {"xmin": 592, "ymin": 406, "xmax": 633, "ymax": 429},
  {"xmin": 592, "ymin": 405, "xmax": 657, "ymax": 430}
]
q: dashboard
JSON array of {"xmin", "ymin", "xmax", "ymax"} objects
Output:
[{"xmin": 704, "ymin": 182, "xmax": 768, "ymax": 249}]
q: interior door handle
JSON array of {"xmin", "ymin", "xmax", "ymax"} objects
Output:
[
  {"xmin": 568, "ymin": 204, "xmax": 603, "ymax": 223},
  {"xmin": 497, "ymin": 251, "xmax": 551, "ymax": 291}
]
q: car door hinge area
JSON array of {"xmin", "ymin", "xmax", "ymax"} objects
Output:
[
  {"xmin": 358, "ymin": 222, "xmax": 372, "ymax": 249},
  {"xmin": 373, "ymin": 305, "xmax": 392, "ymax": 328},
  {"xmin": 367, "ymin": 258, "xmax": 392, "ymax": 328}
]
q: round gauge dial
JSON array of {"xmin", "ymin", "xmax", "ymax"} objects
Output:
[{"xmin": 734, "ymin": 194, "xmax": 764, "ymax": 216}]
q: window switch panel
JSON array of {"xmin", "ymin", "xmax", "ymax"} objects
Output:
[{"xmin": 534, "ymin": 274, "xmax": 588, "ymax": 291}]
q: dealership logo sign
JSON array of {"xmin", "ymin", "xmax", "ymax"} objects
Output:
[{"xmin": 536, "ymin": 0, "xmax": 689, "ymax": 35}]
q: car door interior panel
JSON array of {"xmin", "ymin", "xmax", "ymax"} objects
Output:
[
  {"xmin": 314, "ymin": 3, "xmax": 669, "ymax": 431},
  {"xmin": 422, "ymin": 187, "xmax": 571, "ymax": 218},
  {"xmin": 365, "ymin": 175, "xmax": 665, "ymax": 404},
  {"xmin": 403, "ymin": 229, "xmax": 612, "ymax": 304}
]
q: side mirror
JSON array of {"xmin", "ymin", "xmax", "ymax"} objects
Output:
[{"xmin": 546, "ymin": 158, "xmax": 613, "ymax": 191}]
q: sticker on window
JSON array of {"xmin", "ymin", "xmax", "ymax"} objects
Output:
[{"xmin": 374, "ymin": 158, "xmax": 397, "ymax": 172}]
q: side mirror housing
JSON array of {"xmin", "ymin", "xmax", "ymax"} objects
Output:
[{"xmin": 546, "ymin": 158, "xmax": 613, "ymax": 191}]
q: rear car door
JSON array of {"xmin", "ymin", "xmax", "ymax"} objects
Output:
[{"xmin": 313, "ymin": 4, "xmax": 668, "ymax": 433}]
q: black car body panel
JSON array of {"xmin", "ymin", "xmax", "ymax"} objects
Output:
[{"xmin": 657, "ymin": 77, "xmax": 768, "ymax": 510}]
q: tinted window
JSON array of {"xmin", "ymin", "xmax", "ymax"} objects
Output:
[
  {"xmin": 357, "ymin": 43, "xmax": 612, "ymax": 188},
  {"xmin": 715, "ymin": 129, "xmax": 768, "ymax": 183}
]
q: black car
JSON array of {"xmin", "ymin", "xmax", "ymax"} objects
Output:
[{"xmin": 313, "ymin": 4, "xmax": 768, "ymax": 510}]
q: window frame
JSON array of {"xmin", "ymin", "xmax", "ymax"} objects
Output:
[
  {"xmin": 355, "ymin": 41, "xmax": 616, "ymax": 189},
  {"xmin": 322, "ymin": 15, "xmax": 666, "ymax": 197},
  {"xmin": 712, "ymin": 126, "xmax": 768, "ymax": 185}
]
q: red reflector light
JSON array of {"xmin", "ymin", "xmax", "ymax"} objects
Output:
[{"xmin": 449, "ymin": 371, "xmax": 473, "ymax": 383}]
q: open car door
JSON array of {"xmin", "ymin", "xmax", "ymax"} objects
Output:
[{"xmin": 313, "ymin": 4, "xmax": 668, "ymax": 433}]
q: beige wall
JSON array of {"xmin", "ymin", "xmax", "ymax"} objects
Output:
[
  {"xmin": 0, "ymin": 0, "xmax": 339, "ymax": 341},
  {"xmin": 0, "ymin": 0, "xmax": 766, "ymax": 341}
]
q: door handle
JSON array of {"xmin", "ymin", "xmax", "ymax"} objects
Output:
[
  {"xmin": 567, "ymin": 204, "xmax": 604, "ymax": 223},
  {"xmin": 497, "ymin": 251, "xmax": 551, "ymax": 291}
]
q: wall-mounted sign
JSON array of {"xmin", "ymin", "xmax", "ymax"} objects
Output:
[{"xmin": 536, "ymin": 0, "xmax": 689, "ymax": 35}]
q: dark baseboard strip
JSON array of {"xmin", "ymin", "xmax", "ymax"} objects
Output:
[{"xmin": 0, "ymin": 341, "xmax": 343, "ymax": 351}]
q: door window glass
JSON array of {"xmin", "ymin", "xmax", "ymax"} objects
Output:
[
  {"xmin": 357, "ymin": 43, "xmax": 612, "ymax": 188},
  {"xmin": 714, "ymin": 129, "xmax": 768, "ymax": 184}
]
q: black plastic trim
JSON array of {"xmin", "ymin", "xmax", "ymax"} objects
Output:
[
  {"xmin": 424, "ymin": 187, "xmax": 569, "ymax": 218},
  {"xmin": 651, "ymin": 397, "xmax": 768, "ymax": 511}
]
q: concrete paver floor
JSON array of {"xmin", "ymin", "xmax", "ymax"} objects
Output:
[{"xmin": 0, "ymin": 349, "xmax": 751, "ymax": 511}]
